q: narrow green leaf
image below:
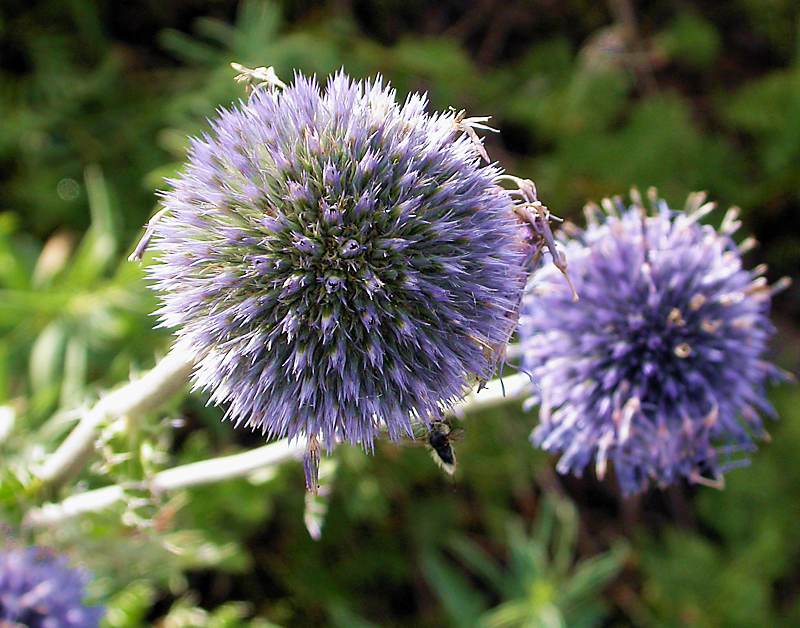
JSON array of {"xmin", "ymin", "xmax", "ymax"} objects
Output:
[{"xmin": 421, "ymin": 549, "xmax": 487, "ymax": 628}]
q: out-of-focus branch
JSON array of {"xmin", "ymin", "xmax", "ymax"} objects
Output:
[
  {"xmin": 35, "ymin": 348, "xmax": 196, "ymax": 491},
  {"xmin": 25, "ymin": 372, "xmax": 532, "ymax": 528}
]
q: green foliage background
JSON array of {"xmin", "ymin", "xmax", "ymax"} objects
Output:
[{"xmin": 1, "ymin": 1, "xmax": 799, "ymax": 625}]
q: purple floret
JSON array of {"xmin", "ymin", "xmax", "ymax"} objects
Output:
[
  {"xmin": 0, "ymin": 546, "xmax": 103, "ymax": 628},
  {"xmin": 520, "ymin": 190, "xmax": 784, "ymax": 495},
  {"xmin": 147, "ymin": 71, "xmax": 528, "ymax": 468}
]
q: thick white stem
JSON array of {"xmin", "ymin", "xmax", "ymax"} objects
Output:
[
  {"xmin": 36, "ymin": 348, "xmax": 195, "ymax": 488},
  {"xmin": 149, "ymin": 438, "xmax": 305, "ymax": 493}
]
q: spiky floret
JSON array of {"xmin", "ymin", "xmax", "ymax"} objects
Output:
[
  {"xmin": 520, "ymin": 189, "xmax": 786, "ymax": 495},
  {"xmin": 0, "ymin": 546, "xmax": 103, "ymax": 627},
  {"xmin": 147, "ymin": 71, "xmax": 528, "ymax": 469}
]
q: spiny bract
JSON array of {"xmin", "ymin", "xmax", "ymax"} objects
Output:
[
  {"xmin": 147, "ymin": 71, "xmax": 528, "ymax": 477},
  {"xmin": 0, "ymin": 546, "xmax": 103, "ymax": 627},
  {"xmin": 520, "ymin": 189, "xmax": 784, "ymax": 495}
]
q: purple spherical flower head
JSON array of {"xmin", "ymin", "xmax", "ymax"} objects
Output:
[
  {"xmin": 145, "ymin": 70, "xmax": 529, "ymax": 488},
  {"xmin": 520, "ymin": 189, "xmax": 787, "ymax": 495},
  {"xmin": 0, "ymin": 546, "xmax": 103, "ymax": 627}
]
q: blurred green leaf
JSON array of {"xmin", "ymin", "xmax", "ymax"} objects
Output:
[
  {"xmin": 29, "ymin": 320, "xmax": 67, "ymax": 399},
  {"xmin": 64, "ymin": 165, "xmax": 117, "ymax": 287},
  {"xmin": 427, "ymin": 495, "xmax": 625, "ymax": 628},
  {"xmin": 102, "ymin": 580, "xmax": 157, "ymax": 628},
  {"xmin": 422, "ymin": 549, "xmax": 487, "ymax": 627},
  {"xmin": 657, "ymin": 13, "xmax": 721, "ymax": 70}
]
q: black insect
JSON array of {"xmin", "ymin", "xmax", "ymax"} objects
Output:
[{"xmin": 426, "ymin": 421, "xmax": 461, "ymax": 476}]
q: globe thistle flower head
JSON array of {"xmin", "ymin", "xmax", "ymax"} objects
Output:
[
  {"xmin": 0, "ymin": 545, "xmax": 103, "ymax": 627},
  {"xmin": 520, "ymin": 189, "xmax": 787, "ymax": 495},
  {"xmin": 144, "ymin": 69, "xmax": 530, "ymax": 488}
]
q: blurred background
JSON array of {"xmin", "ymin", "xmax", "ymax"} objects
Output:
[{"xmin": 1, "ymin": 0, "xmax": 799, "ymax": 625}]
